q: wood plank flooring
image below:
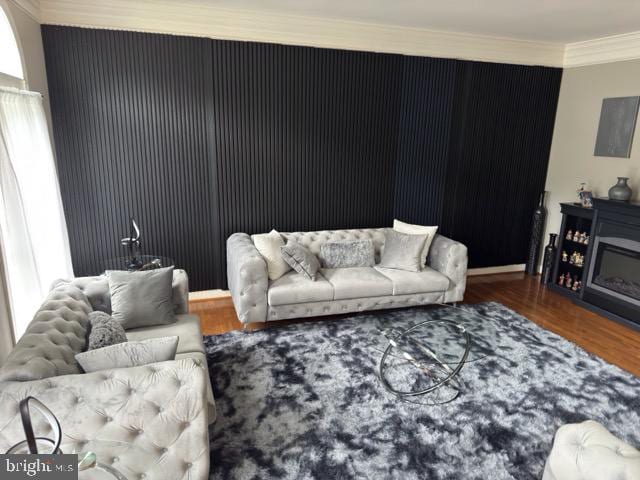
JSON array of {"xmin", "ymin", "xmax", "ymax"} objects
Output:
[{"xmin": 191, "ymin": 273, "xmax": 640, "ymax": 377}]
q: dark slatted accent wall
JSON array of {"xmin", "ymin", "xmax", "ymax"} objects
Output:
[
  {"xmin": 393, "ymin": 56, "xmax": 457, "ymax": 226},
  {"xmin": 442, "ymin": 62, "xmax": 562, "ymax": 267},
  {"xmin": 42, "ymin": 25, "xmax": 562, "ymax": 289},
  {"xmin": 210, "ymin": 40, "xmax": 402, "ymax": 284},
  {"xmin": 42, "ymin": 26, "xmax": 219, "ymax": 290}
]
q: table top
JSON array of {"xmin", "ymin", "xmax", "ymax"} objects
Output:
[
  {"xmin": 373, "ymin": 304, "xmax": 520, "ymax": 404},
  {"xmin": 371, "ymin": 304, "xmax": 511, "ymax": 366},
  {"xmin": 104, "ymin": 255, "xmax": 174, "ymax": 272}
]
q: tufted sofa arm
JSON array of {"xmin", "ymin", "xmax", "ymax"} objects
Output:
[
  {"xmin": 543, "ymin": 420, "xmax": 640, "ymax": 480},
  {"xmin": 0, "ymin": 358, "xmax": 210, "ymax": 480},
  {"xmin": 227, "ymin": 233, "xmax": 269, "ymax": 324},
  {"xmin": 427, "ymin": 234, "xmax": 468, "ymax": 303}
]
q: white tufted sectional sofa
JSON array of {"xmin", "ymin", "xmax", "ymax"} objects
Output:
[
  {"xmin": 543, "ymin": 421, "xmax": 640, "ymax": 480},
  {"xmin": 0, "ymin": 270, "xmax": 214, "ymax": 480},
  {"xmin": 227, "ymin": 228, "xmax": 468, "ymax": 324}
]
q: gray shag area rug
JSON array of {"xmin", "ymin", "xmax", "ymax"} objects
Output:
[{"xmin": 204, "ymin": 302, "xmax": 640, "ymax": 480}]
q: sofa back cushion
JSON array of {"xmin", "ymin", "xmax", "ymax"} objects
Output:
[
  {"xmin": 283, "ymin": 229, "xmax": 387, "ymax": 264},
  {"xmin": 0, "ymin": 285, "xmax": 92, "ymax": 382},
  {"xmin": 50, "ymin": 268, "xmax": 190, "ymax": 315}
]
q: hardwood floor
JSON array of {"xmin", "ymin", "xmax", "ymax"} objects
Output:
[{"xmin": 191, "ymin": 273, "xmax": 640, "ymax": 377}]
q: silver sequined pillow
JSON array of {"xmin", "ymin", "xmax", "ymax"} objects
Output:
[
  {"xmin": 319, "ymin": 239, "xmax": 375, "ymax": 269},
  {"xmin": 87, "ymin": 311, "xmax": 127, "ymax": 350},
  {"xmin": 378, "ymin": 229, "xmax": 427, "ymax": 272}
]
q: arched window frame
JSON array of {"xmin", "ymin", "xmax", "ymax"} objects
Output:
[{"xmin": 0, "ymin": 0, "xmax": 27, "ymax": 89}]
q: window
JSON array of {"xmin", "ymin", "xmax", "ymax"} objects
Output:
[
  {"xmin": 0, "ymin": 89, "xmax": 74, "ymax": 339},
  {"xmin": 0, "ymin": 5, "xmax": 23, "ymax": 80}
]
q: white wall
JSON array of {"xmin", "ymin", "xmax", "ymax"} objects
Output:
[
  {"xmin": 543, "ymin": 59, "xmax": 640, "ymax": 253},
  {"xmin": 2, "ymin": 0, "xmax": 53, "ymax": 128}
]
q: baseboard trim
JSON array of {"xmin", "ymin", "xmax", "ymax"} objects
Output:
[
  {"xmin": 189, "ymin": 289, "xmax": 231, "ymax": 301},
  {"xmin": 467, "ymin": 264, "xmax": 525, "ymax": 276}
]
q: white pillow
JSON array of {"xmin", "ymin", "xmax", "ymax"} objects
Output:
[
  {"xmin": 251, "ymin": 230, "xmax": 291, "ymax": 281},
  {"xmin": 393, "ymin": 219, "xmax": 438, "ymax": 270},
  {"xmin": 75, "ymin": 336, "xmax": 178, "ymax": 373}
]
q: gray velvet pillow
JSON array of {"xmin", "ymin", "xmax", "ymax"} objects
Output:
[
  {"xmin": 75, "ymin": 336, "xmax": 178, "ymax": 373},
  {"xmin": 378, "ymin": 229, "xmax": 427, "ymax": 272},
  {"xmin": 281, "ymin": 241, "xmax": 321, "ymax": 281},
  {"xmin": 108, "ymin": 266, "xmax": 175, "ymax": 330},
  {"xmin": 87, "ymin": 311, "xmax": 126, "ymax": 350},
  {"xmin": 319, "ymin": 239, "xmax": 375, "ymax": 268}
]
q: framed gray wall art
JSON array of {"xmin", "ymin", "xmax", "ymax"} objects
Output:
[{"xmin": 594, "ymin": 96, "xmax": 640, "ymax": 158}]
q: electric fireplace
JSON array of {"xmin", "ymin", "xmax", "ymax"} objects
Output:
[{"xmin": 583, "ymin": 199, "xmax": 640, "ymax": 326}]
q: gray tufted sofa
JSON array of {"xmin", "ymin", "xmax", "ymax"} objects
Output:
[
  {"xmin": 227, "ymin": 228, "xmax": 468, "ymax": 324},
  {"xmin": 0, "ymin": 270, "xmax": 214, "ymax": 480}
]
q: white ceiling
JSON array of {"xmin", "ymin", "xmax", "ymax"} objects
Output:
[
  {"xmin": 202, "ymin": 0, "xmax": 640, "ymax": 43},
  {"xmin": 15, "ymin": 0, "xmax": 640, "ymax": 67}
]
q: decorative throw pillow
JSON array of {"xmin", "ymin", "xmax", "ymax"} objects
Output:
[
  {"xmin": 108, "ymin": 266, "xmax": 175, "ymax": 330},
  {"xmin": 87, "ymin": 311, "xmax": 127, "ymax": 350},
  {"xmin": 251, "ymin": 230, "xmax": 291, "ymax": 281},
  {"xmin": 75, "ymin": 336, "xmax": 179, "ymax": 373},
  {"xmin": 281, "ymin": 240, "xmax": 321, "ymax": 281},
  {"xmin": 319, "ymin": 239, "xmax": 375, "ymax": 269},
  {"xmin": 393, "ymin": 219, "xmax": 438, "ymax": 269},
  {"xmin": 378, "ymin": 229, "xmax": 427, "ymax": 272}
]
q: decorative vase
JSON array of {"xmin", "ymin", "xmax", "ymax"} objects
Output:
[
  {"xmin": 526, "ymin": 191, "xmax": 547, "ymax": 276},
  {"xmin": 540, "ymin": 233, "xmax": 557, "ymax": 285},
  {"xmin": 608, "ymin": 177, "xmax": 632, "ymax": 202}
]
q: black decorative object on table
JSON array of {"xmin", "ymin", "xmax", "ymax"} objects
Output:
[
  {"xmin": 526, "ymin": 191, "xmax": 547, "ymax": 275},
  {"xmin": 540, "ymin": 233, "xmax": 558, "ymax": 285},
  {"xmin": 107, "ymin": 218, "xmax": 174, "ymax": 273},
  {"xmin": 120, "ymin": 218, "xmax": 142, "ymax": 270}
]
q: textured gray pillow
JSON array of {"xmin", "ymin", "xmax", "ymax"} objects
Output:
[
  {"xmin": 75, "ymin": 336, "xmax": 178, "ymax": 373},
  {"xmin": 87, "ymin": 311, "xmax": 126, "ymax": 350},
  {"xmin": 378, "ymin": 229, "xmax": 427, "ymax": 272},
  {"xmin": 319, "ymin": 239, "xmax": 375, "ymax": 268},
  {"xmin": 108, "ymin": 266, "xmax": 175, "ymax": 330},
  {"xmin": 281, "ymin": 241, "xmax": 321, "ymax": 281}
]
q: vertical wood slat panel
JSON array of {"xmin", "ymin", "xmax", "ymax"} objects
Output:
[
  {"xmin": 210, "ymin": 40, "xmax": 403, "ymax": 287},
  {"xmin": 393, "ymin": 56, "xmax": 458, "ymax": 226},
  {"xmin": 443, "ymin": 62, "xmax": 562, "ymax": 267},
  {"xmin": 42, "ymin": 25, "xmax": 561, "ymax": 289},
  {"xmin": 42, "ymin": 26, "xmax": 218, "ymax": 290}
]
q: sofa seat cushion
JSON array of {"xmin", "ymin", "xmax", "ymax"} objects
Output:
[
  {"xmin": 375, "ymin": 266, "xmax": 451, "ymax": 295},
  {"xmin": 268, "ymin": 271, "xmax": 334, "ymax": 306},
  {"xmin": 321, "ymin": 267, "xmax": 393, "ymax": 300},
  {"xmin": 126, "ymin": 314, "xmax": 204, "ymax": 355}
]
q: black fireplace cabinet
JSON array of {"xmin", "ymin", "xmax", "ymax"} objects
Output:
[
  {"xmin": 549, "ymin": 202, "xmax": 594, "ymax": 299},
  {"xmin": 549, "ymin": 199, "xmax": 640, "ymax": 330}
]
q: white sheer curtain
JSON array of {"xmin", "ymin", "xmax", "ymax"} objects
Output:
[{"xmin": 0, "ymin": 87, "xmax": 73, "ymax": 340}]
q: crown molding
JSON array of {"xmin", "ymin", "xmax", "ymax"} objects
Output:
[
  {"xmin": 7, "ymin": 0, "xmax": 40, "ymax": 21},
  {"xmin": 564, "ymin": 31, "xmax": 640, "ymax": 67},
  {"xmin": 39, "ymin": 0, "xmax": 565, "ymax": 67}
]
